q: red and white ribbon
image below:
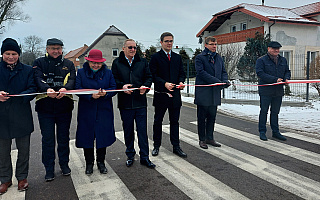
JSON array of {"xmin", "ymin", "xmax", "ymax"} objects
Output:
[{"xmin": 3, "ymin": 79, "xmax": 320, "ymax": 97}]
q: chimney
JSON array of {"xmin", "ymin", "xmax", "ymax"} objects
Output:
[{"xmin": 262, "ymin": 0, "xmax": 264, "ymax": 5}]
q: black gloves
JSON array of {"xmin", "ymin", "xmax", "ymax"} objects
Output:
[{"xmin": 223, "ymin": 81, "xmax": 231, "ymax": 88}]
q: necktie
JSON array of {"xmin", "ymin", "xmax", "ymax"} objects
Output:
[{"xmin": 167, "ymin": 53, "xmax": 171, "ymax": 61}]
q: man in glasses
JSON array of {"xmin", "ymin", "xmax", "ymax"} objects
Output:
[
  {"xmin": 33, "ymin": 38, "xmax": 76, "ymax": 181},
  {"xmin": 149, "ymin": 32, "xmax": 187, "ymax": 158},
  {"xmin": 194, "ymin": 36, "xmax": 230, "ymax": 149},
  {"xmin": 112, "ymin": 39, "xmax": 155, "ymax": 169}
]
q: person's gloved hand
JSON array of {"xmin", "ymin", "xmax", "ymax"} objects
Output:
[{"xmin": 223, "ymin": 80, "xmax": 231, "ymax": 88}]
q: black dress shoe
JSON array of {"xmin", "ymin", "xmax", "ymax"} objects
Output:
[
  {"xmin": 126, "ymin": 158, "xmax": 134, "ymax": 167},
  {"xmin": 206, "ymin": 140, "xmax": 221, "ymax": 147},
  {"xmin": 173, "ymin": 147, "xmax": 187, "ymax": 158},
  {"xmin": 140, "ymin": 159, "xmax": 156, "ymax": 169},
  {"xmin": 85, "ymin": 163, "xmax": 94, "ymax": 175},
  {"xmin": 152, "ymin": 148, "xmax": 159, "ymax": 156},
  {"xmin": 199, "ymin": 141, "xmax": 208, "ymax": 149},
  {"xmin": 61, "ymin": 165, "xmax": 71, "ymax": 176},
  {"xmin": 272, "ymin": 132, "xmax": 287, "ymax": 141},
  {"xmin": 97, "ymin": 162, "xmax": 108, "ymax": 174}
]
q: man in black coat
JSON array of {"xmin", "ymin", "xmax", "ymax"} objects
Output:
[
  {"xmin": 112, "ymin": 39, "xmax": 155, "ymax": 169},
  {"xmin": 256, "ymin": 41, "xmax": 291, "ymax": 141},
  {"xmin": 0, "ymin": 38, "xmax": 36, "ymax": 194},
  {"xmin": 33, "ymin": 38, "xmax": 76, "ymax": 181},
  {"xmin": 194, "ymin": 36, "xmax": 230, "ymax": 149},
  {"xmin": 149, "ymin": 32, "xmax": 187, "ymax": 157}
]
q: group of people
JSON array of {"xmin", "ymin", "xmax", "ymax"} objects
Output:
[{"xmin": 0, "ymin": 32, "xmax": 290, "ymax": 195}]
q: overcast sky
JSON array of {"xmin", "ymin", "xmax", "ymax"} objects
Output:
[{"xmin": 1, "ymin": 0, "xmax": 318, "ymax": 53}]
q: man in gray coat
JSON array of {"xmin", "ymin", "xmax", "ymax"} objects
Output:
[{"xmin": 194, "ymin": 36, "xmax": 230, "ymax": 149}]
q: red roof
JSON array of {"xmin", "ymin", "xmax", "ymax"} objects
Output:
[
  {"xmin": 65, "ymin": 45, "xmax": 88, "ymax": 59},
  {"xmin": 197, "ymin": 2, "xmax": 320, "ymax": 37},
  {"xmin": 290, "ymin": 2, "xmax": 320, "ymax": 17}
]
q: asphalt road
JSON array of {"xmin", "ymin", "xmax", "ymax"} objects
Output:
[{"xmin": 1, "ymin": 97, "xmax": 319, "ymax": 200}]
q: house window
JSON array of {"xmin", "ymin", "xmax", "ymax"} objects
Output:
[
  {"xmin": 241, "ymin": 23, "xmax": 247, "ymax": 31},
  {"xmin": 230, "ymin": 25, "xmax": 236, "ymax": 33},
  {"xmin": 112, "ymin": 48, "xmax": 118, "ymax": 57},
  {"xmin": 308, "ymin": 51, "xmax": 317, "ymax": 63},
  {"xmin": 280, "ymin": 51, "xmax": 292, "ymax": 68}
]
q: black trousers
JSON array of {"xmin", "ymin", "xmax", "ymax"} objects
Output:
[
  {"xmin": 120, "ymin": 108, "xmax": 149, "ymax": 160},
  {"xmin": 197, "ymin": 105, "xmax": 218, "ymax": 141},
  {"xmin": 153, "ymin": 106, "xmax": 181, "ymax": 148},
  {"xmin": 83, "ymin": 148, "xmax": 106, "ymax": 164},
  {"xmin": 0, "ymin": 134, "xmax": 31, "ymax": 183}
]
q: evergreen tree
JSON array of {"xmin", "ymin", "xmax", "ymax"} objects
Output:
[
  {"xmin": 145, "ymin": 45, "xmax": 157, "ymax": 62},
  {"xmin": 190, "ymin": 48, "xmax": 202, "ymax": 77},
  {"xmin": 179, "ymin": 48, "xmax": 189, "ymax": 60},
  {"xmin": 136, "ymin": 41, "xmax": 144, "ymax": 58},
  {"xmin": 237, "ymin": 32, "xmax": 270, "ymax": 81}
]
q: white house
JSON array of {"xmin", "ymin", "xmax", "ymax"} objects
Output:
[
  {"xmin": 79, "ymin": 25, "xmax": 128, "ymax": 68},
  {"xmin": 196, "ymin": 2, "xmax": 320, "ymax": 79}
]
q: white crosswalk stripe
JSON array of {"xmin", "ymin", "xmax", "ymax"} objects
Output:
[
  {"xmin": 190, "ymin": 121, "xmax": 320, "ymax": 167},
  {"xmin": 172, "ymin": 124, "xmax": 320, "ymax": 199},
  {"xmin": 0, "ymin": 150, "xmax": 25, "ymax": 200},
  {"xmin": 281, "ymin": 132, "xmax": 320, "ymax": 145},
  {"xmin": 115, "ymin": 131, "xmax": 249, "ymax": 200},
  {"xmin": 69, "ymin": 140, "xmax": 136, "ymax": 200}
]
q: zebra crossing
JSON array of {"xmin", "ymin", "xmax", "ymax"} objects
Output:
[
  {"xmin": 2, "ymin": 120, "xmax": 319, "ymax": 200},
  {"xmin": 69, "ymin": 121, "xmax": 319, "ymax": 200}
]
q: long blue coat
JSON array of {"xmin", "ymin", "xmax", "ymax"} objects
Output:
[
  {"xmin": 75, "ymin": 62, "xmax": 116, "ymax": 149},
  {"xmin": 194, "ymin": 48, "xmax": 228, "ymax": 106},
  {"xmin": 0, "ymin": 60, "xmax": 36, "ymax": 139}
]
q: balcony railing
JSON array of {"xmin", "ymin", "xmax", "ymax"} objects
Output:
[{"xmin": 215, "ymin": 26, "xmax": 264, "ymax": 45}]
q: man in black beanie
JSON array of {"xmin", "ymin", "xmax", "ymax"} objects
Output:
[
  {"xmin": 33, "ymin": 38, "xmax": 76, "ymax": 181},
  {"xmin": 1, "ymin": 38, "xmax": 21, "ymax": 56},
  {"xmin": 0, "ymin": 38, "xmax": 36, "ymax": 194}
]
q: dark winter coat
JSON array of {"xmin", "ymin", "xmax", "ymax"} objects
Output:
[
  {"xmin": 194, "ymin": 48, "xmax": 228, "ymax": 106},
  {"xmin": 256, "ymin": 54, "xmax": 291, "ymax": 96},
  {"xmin": 111, "ymin": 51, "xmax": 152, "ymax": 109},
  {"xmin": 75, "ymin": 62, "xmax": 116, "ymax": 149},
  {"xmin": 149, "ymin": 49, "xmax": 186, "ymax": 108},
  {"xmin": 33, "ymin": 54, "xmax": 76, "ymax": 114},
  {"xmin": 0, "ymin": 60, "xmax": 36, "ymax": 139}
]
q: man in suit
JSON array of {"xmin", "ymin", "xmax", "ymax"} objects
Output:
[
  {"xmin": 194, "ymin": 36, "xmax": 230, "ymax": 149},
  {"xmin": 112, "ymin": 39, "xmax": 155, "ymax": 169},
  {"xmin": 149, "ymin": 32, "xmax": 187, "ymax": 157}
]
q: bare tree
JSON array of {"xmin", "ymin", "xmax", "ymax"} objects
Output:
[
  {"xmin": 0, "ymin": 0, "xmax": 30, "ymax": 34},
  {"xmin": 20, "ymin": 35, "xmax": 44, "ymax": 65},
  {"xmin": 217, "ymin": 43, "xmax": 243, "ymax": 79},
  {"xmin": 310, "ymin": 55, "xmax": 320, "ymax": 96}
]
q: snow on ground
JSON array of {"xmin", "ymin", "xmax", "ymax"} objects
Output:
[
  {"xmin": 149, "ymin": 82, "xmax": 320, "ymax": 136},
  {"xmin": 181, "ymin": 95, "xmax": 320, "ymax": 136}
]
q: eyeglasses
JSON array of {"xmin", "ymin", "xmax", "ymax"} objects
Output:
[
  {"xmin": 126, "ymin": 46, "xmax": 137, "ymax": 50},
  {"xmin": 164, "ymin": 40, "xmax": 173, "ymax": 43},
  {"xmin": 48, "ymin": 47, "xmax": 63, "ymax": 51}
]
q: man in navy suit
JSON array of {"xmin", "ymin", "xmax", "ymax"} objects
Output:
[
  {"xmin": 149, "ymin": 32, "xmax": 187, "ymax": 157},
  {"xmin": 194, "ymin": 36, "xmax": 230, "ymax": 149}
]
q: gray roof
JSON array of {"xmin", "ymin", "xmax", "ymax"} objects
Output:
[{"xmin": 79, "ymin": 25, "xmax": 128, "ymax": 58}]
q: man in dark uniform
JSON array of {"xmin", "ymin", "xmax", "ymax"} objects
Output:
[
  {"xmin": 33, "ymin": 38, "xmax": 76, "ymax": 181},
  {"xmin": 256, "ymin": 41, "xmax": 291, "ymax": 141},
  {"xmin": 149, "ymin": 32, "xmax": 187, "ymax": 158}
]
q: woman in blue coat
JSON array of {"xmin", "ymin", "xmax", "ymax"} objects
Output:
[{"xmin": 75, "ymin": 49, "xmax": 116, "ymax": 175}]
